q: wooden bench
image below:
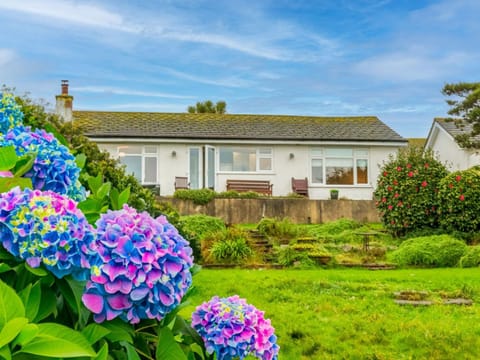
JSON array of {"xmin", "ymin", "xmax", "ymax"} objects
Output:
[
  {"xmin": 291, "ymin": 177, "xmax": 309, "ymax": 197},
  {"xmin": 226, "ymin": 179, "xmax": 273, "ymax": 195}
]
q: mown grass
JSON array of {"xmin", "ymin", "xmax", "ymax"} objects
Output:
[{"xmin": 181, "ymin": 268, "xmax": 480, "ymax": 359}]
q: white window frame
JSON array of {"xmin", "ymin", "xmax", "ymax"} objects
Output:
[
  {"xmin": 218, "ymin": 147, "xmax": 274, "ymax": 173},
  {"xmin": 117, "ymin": 145, "xmax": 158, "ymax": 185},
  {"xmin": 310, "ymin": 147, "xmax": 369, "ymax": 186}
]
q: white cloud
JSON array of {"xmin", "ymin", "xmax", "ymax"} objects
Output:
[
  {"xmin": 0, "ymin": 0, "xmax": 138, "ymax": 32},
  {"xmin": 0, "ymin": 49, "xmax": 16, "ymax": 67},
  {"xmin": 158, "ymin": 67, "xmax": 253, "ymax": 88},
  {"xmin": 72, "ymin": 86, "xmax": 194, "ymax": 99}
]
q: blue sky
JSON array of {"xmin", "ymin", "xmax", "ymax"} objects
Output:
[{"xmin": 1, "ymin": 0, "xmax": 479, "ymax": 138}]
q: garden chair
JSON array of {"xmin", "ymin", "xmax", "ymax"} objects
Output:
[
  {"xmin": 174, "ymin": 176, "xmax": 189, "ymax": 190},
  {"xmin": 291, "ymin": 177, "xmax": 309, "ymax": 197}
]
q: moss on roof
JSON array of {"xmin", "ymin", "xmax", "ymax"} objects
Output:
[{"xmin": 73, "ymin": 111, "xmax": 406, "ymax": 142}]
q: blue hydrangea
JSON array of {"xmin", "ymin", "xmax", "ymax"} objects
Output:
[
  {"xmin": 0, "ymin": 187, "xmax": 96, "ymax": 280},
  {"xmin": 2, "ymin": 125, "xmax": 86, "ymax": 201},
  {"xmin": 0, "ymin": 93, "xmax": 24, "ymax": 134}
]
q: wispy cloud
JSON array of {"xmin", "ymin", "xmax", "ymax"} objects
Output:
[
  {"xmin": 72, "ymin": 86, "xmax": 194, "ymax": 99},
  {"xmin": 157, "ymin": 67, "xmax": 253, "ymax": 88},
  {"xmin": 0, "ymin": 48, "xmax": 15, "ymax": 67},
  {"xmin": 0, "ymin": 0, "xmax": 138, "ymax": 32}
]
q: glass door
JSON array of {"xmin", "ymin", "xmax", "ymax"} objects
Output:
[
  {"xmin": 204, "ymin": 145, "xmax": 215, "ymax": 190},
  {"xmin": 189, "ymin": 147, "xmax": 201, "ymax": 189}
]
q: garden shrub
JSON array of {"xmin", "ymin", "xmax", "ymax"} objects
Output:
[
  {"xmin": 390, "ymin": 234, "xmax": 467, "ymax": 267},
  {"xmin": 374, "ymin": 147, "xmax": 448, "ymax": 237},
  {"xmin": 438, "ymin": 167, "xmax": 480, "ymax": 236},
  {"xmin": 208, "ymin": 227, "xmax": 253, "ymax": 264},
  {"xmin": 173, "ymin": 188, "xmax": 216, "ymax": 205},
  {"xmin": 459, "ymin": 246, "xmax": 480, "ymax": 268},
  {"xmin": 177, "ymin": 214, "xmax": 226, "ymax": 261},
  {"xmin": 257, "ymin": 217, "xmax": 299, "ymax": 240},
  {"xmin": 308, "ymin": 218, "xmax": 361, "ymax": 243}
]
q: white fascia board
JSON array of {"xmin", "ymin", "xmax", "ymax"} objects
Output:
[{"xmin": 90, "ymin": 137, "xmax": 407, "ymax": 147}]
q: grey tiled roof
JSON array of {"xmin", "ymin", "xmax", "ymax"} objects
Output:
[
  {"xmin": 435, "ymin": 118, "xmax": 480, "ymax": 143},
  {"xmin": 73, "ymin": 111, "xmax": 406, "ymax": 143}
]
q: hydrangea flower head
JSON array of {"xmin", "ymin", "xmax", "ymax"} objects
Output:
[
  {"xmin": 0, "ymin": 187, "xmax": 96, "ymax": 279},
  {"xmin": 2, "ymin": 125, "xmax": 85, "ymax": 201},
  {"xmin": 191, "ymin": 295, "xmax": 279, "ymax": 360},
  {"xmin": 0, "ymin": 93, "xmax": 24, "ymax": 134},
  {"xmin": 82, "ymin": 205, "xmax": 193, "ymax": 324}
]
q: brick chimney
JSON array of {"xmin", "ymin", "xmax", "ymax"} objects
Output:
[{"xmin": 55, "ymin": 80, "xmax": 73, "ymax": 122}]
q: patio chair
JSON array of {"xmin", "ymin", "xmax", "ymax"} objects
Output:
[
  {"xmin": 174, "ymin": 176, "xmax": 189, "ymax": 190},
  {"xmin": 291, "ymin": 177, "xmax": 309, "ymax": 197}
]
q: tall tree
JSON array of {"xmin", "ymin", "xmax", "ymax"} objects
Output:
[
  {"xmin": 187, "ymin": 100, "xmax": 227, "ymax": 114},
  {"xmin": 442, "ymin": 82, "xmax": 480, "ymax": 148}
]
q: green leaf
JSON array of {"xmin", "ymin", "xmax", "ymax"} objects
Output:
[
  {"xmin": 78, "ymin": 198, "xmax": 103, "ymax": 214},
  {"xmin": 12, "ymin": 153, "xmax": 36, "ymax": 178},
  {"xmin": 24, "ymin": 263, "xmax": 48, "ymax": 277},
  {"xmin": 0, "ymin": 345, "xmax": 11, "ymax": 360},
  {"xmin": 94, "ymin": 343, "xmax": 109, "ymax": 360},
  {"xmin": 118, "ymin": 187, "xmax": 130, "ymax": 207},
  {"xmin": 110, "ymin": 187, "xmax": 120, "ymax": 210},
  {"xmin": 19, "ymin": 281, "xmax": 41, "ymax": 322},
  {"xmin": 0, "ymin": 264, "xmax": 12, "ymax": 274},
  {"xmin": 121, "ymin": 341, "xmax": 141, "ymax": 360},
  {"xmin": 87, "ymin": 173, "xmax": 103, "ymax": 194},
  {"xmin": 81, "ymin": 324, "xmax": 111, "ymax": 345},
  {"xmin": 12, "ymin": 323, "xmax": 39, "ymax": 348},
  {"xmin": 156, "ymin": 327, "xmax": 187, "ymax": 360},
  {"xmin": 0, "ymin": 178, "xmax": 32, "ymax": 193},
  {"xmin": 102, "ymin": 319, "xmax": 134, "ymax": 343},
  {"xmin": 0, "ymin": 247, "xmax": 15, "ymax": 261},
  {"xmin": 0, "ymin": 280, "xmax": 25, "ymax": 329},
  {"xmin": 19, "ymin": 323, "xmax": 95, "ymax": 358},
  {"xmin": 0, "ymin": 146, "xmax": 17, "ymax": 171},
  {"xmin": 96, "ymin": 182, "xmax": 111, "ymax": 199},
  {"xmin": 33, "ymin": 287, "xmax": 56, "ymax": 323},
  {"xmin": 75, "ymin": 153, "xmax": 87, "ymax": 170},
  {"xmin": 43, "ymin": 124, "xmax": 69, "ymax": 147},
  {"xmin": 0, "ymin": 317, "xmax": 28, "ymax": 348}
]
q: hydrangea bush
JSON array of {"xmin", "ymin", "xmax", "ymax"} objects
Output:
[
  {"xmin": 192, "ymin": 295, "xmax": 279, "ymax": 360},
  {"xmin": 0, "ymin": 92, "xmax": 24, "ymax": 133},
  {"xmin": 374, "ymin": 147, "xmax": 448, "ymax": 236},
  {"xmin": 82, "ymin": 205, "xmax": 194, "ymax": 324},
  {"xmin": 0, "ymin": 187, "xmax": 95, "ymax": 279},
  {"xmin": 2, "ymin": 125, "xmax": 86, "ymax": 201}
]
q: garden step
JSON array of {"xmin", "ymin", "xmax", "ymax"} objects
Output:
[
  {"xmin": 394, "ymin": 300, "xmax": 433, "ymax": 306},
  {"xmin": 443, "ymin": 298, "xmax": 473, "ymax": 306}
]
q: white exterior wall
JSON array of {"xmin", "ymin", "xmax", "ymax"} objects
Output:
[
  {"xmin": 427, "ymin": 127, "xmax": 480, "ymax": 171},
  {"xmin": 96, "ymin": 141, "xmax": 404, "ymax": 200}
]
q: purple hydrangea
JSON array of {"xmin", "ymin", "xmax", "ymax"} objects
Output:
[
  {"xmin": 0, "ymin": 93, "xmax": 24, "ymax": 134},
  {"xmin": 2, "ymin": 125, "xmax": 86, "ymax": 201},
  {"xmin": 0, "ymin": 187, "xmax": 96, "ymax": 279},
  {"xmin": 191, "ymin": 295, "xmax": 279, "ymax": 360},
  {"xmin": 82, "ymin": 205, "xmax": 193, "ymax": 324}
]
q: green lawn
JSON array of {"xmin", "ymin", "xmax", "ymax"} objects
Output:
[{"xmin": 181, "ymin": 268, "xmax": 480, "ymax": 359}]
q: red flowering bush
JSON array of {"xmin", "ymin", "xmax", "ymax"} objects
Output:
[
  {"xmin": 374, "ymin": 147, "xmax": 448, "ymax": 236},
  {"xmin": 438, "ymin": 167, "xmax": 480, "ymax": 234}
]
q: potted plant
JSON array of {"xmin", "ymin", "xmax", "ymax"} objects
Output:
[{"xmin": 330, "ymin": 189, "xmax": 339, "ymax": 200}]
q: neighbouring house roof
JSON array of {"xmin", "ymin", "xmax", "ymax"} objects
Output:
[
  {"xmin": 72, "ymin": 111, "xmax": 406, "ymax": 143},
  {"xmin": 407, "ymin": 138, "xmax": 426, "ymax": 148},
  {"xmin": 434, "ymin": 118, "xmax": 480, "ymax": 144}
]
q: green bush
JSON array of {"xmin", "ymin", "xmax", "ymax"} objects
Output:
[
  {"xmin": 209, "ymin": 227, "xmax": 253, "ymax": 264},
  {"xmin": 173, "ymin": 188, "xmax": 216, "ymax": 205},
  {"xmin": 257, "ymin": 217, "xmax": 299, "ymax": 239},
  {"xmin": 438, "ymin": 168, "xmax": 480, "ymax": 235},
  {"xmin": 390, "ymin": 234, "xmax": 467, "ymax": 267},
  {"xmin": 459, "ymin": 246, "xmax": 480, "ymax": 268},
  {"xmin": 307, "ymin": 218, "xmax": 361, "ymax": 243},
  {"xmin": 177, "ymin": 215, "xmax": 226, "ymax": 261},
  {"xmin": 374, "ymin": 147, "xmax": 448, "ymax": 237}
]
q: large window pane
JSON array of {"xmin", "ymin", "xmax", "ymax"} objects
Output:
[
  {"xmin": 312, "ymin": 159, "xmax": 323, "ymax": 184},
  {"xmin": 144, "ymin": 157, "xmax": 157, "ymax": 183},
  {"xmin": 356, "ymin": 159, "xmax": 368, "ymax": 184},
  {"xmin": 120, "ymin": 155, "xmax": 142, "ymax": 182},
  {"xmin": 189, "ymin": 148, "xmax": 200, "ymax": 189},
  {"xmin": 326, "ymin": 158, "xmax": 353, "ymax": 185},
  {"xmin": 220, "ymin": 147, "xmax": 256, "ymax": 172}
]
